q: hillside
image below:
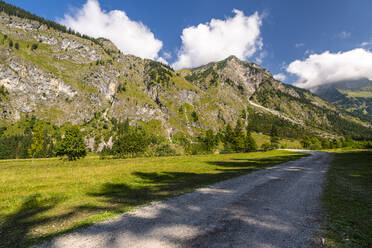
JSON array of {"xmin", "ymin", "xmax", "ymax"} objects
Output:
[
  {"xmin": 311, "ymin": 79, "xmax": 372, "ymax": 123},
  {"xmin": 0, "ymin": 1, "xmax": 371, "ymax": 153}
]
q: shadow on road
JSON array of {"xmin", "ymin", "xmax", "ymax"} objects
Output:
[{"xmin": 1, "ymin": 153, "xmax": 307, "ymax": 247}]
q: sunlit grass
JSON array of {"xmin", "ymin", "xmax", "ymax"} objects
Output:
[
  {"xmin": 0, "ymin": 150, "xmax": 307, "ymax": 247},
  {"xmin": 322, "ymin": 150, "xmax": 372, "ymax": 247}
]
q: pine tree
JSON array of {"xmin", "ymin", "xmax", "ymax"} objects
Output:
[
  {"xmin": 233, "ymin": 119, "xmax": 245, "ymax": 152},
  {"xmin": 202, "ymin": 129, "xmax": 218, "ymax": 153},
  {"xmin": 244, "ymin": 131, "xmax": 257, "ymax": 152},
  {"xmin": 270, "ymin": 125, "xmax": 280, "ymax": 148}
]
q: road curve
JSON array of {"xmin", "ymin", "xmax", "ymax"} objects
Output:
[{"xmin": 39, "ymin": 151, "xmax": 332, "ymax": 248}]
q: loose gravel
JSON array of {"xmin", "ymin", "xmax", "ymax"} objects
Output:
[{"xmin": 38, "ymin": 151, "xmax": 332, "ymax": 248}]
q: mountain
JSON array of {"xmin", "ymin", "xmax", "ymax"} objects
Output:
[
  {"xmin": 311, "ymin": 79, "xmax": 372, "ymax": 123},
  {"xmin": 0, "ymin": 1, "xmax": 371, "ymax": 152}
]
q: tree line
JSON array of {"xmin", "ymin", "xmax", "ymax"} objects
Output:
[
  {"xmin": 0, "ymin": 1, "xmax": 100, "ymax": 45},
  {"xmin": 1, "ymin": 110, "xmax": 372, "ymax": 161}
]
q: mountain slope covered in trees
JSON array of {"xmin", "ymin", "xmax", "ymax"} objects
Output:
[
  {"xmin": 0, "ymin": 0, "xmax": 371, "ymax": 159},
  {"xmin": 311, "ymin": 79, "xmax": 372, "ymax": 123}
]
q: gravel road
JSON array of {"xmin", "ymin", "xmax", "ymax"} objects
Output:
[{"xmin": 39, "ymin": 151, "xmax": 332, "ymax": 248}]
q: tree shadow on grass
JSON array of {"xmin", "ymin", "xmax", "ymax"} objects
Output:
[
  {"xmin": 39, "ymin": 153, "xmax": 307, "ymax": 247},
  {"xmin": 0, "ymin": 194, "xmax": 64, "ymax": 248},
  {"xmin": 0, "ymin": 153, "xmax": 306, "ymax": 247},
  {"xmin": 209, "ymin": 154, "xmax": 307, "ymax": 168},
  {"xmin": 83, "ymin": 154, "xmax": 306, "ymax": 213}
]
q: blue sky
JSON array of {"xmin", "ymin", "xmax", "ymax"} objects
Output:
[{"xmin": 6, "ymin": 0, "xmax": 372, "ymax": 86}]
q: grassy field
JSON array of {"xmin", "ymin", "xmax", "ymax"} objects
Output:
[
  {"xmin": 340, "ymin": 90, "xmax": 372, "ymax": 99},
  {"xmin": 0, "ymin": 150, "xmax": 307, "ymax": 247},
  {"xmin": 321, "ymin": 150, "xmax": 372, "ymax": 247},
  {"xmin": 251, "ymin": 132, "xmax": 302, "ymax": 149}
]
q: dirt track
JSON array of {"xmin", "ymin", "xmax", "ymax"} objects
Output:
[{"xmin": 39, "ymin": 151, "xmax": 332, "ymax": 248}]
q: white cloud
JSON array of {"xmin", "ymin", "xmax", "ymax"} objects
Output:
[
  {"xmin": 172, "ymin": 9, "xmax": 263, "ymax": 70},
  {"xmin": 360, "ymin": 39, "xmax": 372, "ymax": 48},
  {"xmin": 273, "ymin": 73, "xmax": 286, "ymax": 81},
  {"xmin": 255, "ymin": 50, "xmax": 267, "ymax": 64},
  {"xmin": 287, "ymin": 48, "xmax": 372, "ymax": 88},
  {"xmin": 295, "ymin": 43, "xmax": 304, "ymax": 48},
  {"xmin": 337, "ymin": 31, "xmax": 351, "ymax": 39},
  {"xmin": 156, "ymin": 57, "xmax": 168, "ymax": 65},
  {"xmin": 162, "ymin": 51, "xmax": 172, "ymax": 59},
  {"xmin": 360, "ymin": 41, "xmax": 370, "ymax": 47},
  {"xmin": 304, "ymin": 49, "xmax": 314, "ymax": 55},
  {"xmin": 59, "ymin": 0, "xmax": 163, "ymax": 60}
]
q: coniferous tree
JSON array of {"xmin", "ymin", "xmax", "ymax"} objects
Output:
[
  {"xmin": 201, "ymin": 129, "xmax": 218, "ymax": 153},
  {"xmin": 244, "ymin": 130, "xmax": 257, "ymax": 152},
  {"xmin": 56, "ymin": 126, "xmax": 87, "ymax": 160},
  {"xmin": 270, "ymin": 125, "xmax": 280, "ymax": 148},
  {"xmin": 233, "ymin": 119, "xmax": 245, "ymax": 152}
]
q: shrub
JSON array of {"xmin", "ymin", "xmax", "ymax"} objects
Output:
[
  {"xmin": 31, "ymin": 43, "xmax": 38, "ymax": 50},
  {"xmin": 191, "ymin": 111, "xmax": 199, "ymax": 122},
  {"xmin": 111, "ymin": 128, "xmax": 149, "ymax": 158},
  {"xmin": 154, "ymin": 143, "xmax": 177, "ymax": 157},
  {"xmin": 14, "ymin": 42, "xmax": 19, "ymax": 49},
  {"xmin": 261, "ymin": 143, "xmax": 271, "ymax": 151}
]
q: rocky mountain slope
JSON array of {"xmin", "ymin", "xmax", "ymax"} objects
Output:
[{"xmin": 0, "ymin": 4, "xmax": 371, "ymax": 148}]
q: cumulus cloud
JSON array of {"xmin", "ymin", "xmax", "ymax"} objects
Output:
[
  {"xmin": 273, "ymin": 73, "xmax": 287, "ymax": 81},
  {"xmin": 172, "ymin": 9, "xmax": 263, "ymax": 69},
  {"xmin": 59, "ymin": 0, "xmax": 163, "ymax": 60},
  {"xmin": 287, "ymin": 48, "xmax": 372, "ymax": 88}
]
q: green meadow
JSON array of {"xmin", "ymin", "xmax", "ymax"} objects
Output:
[
  {"xmin": 0, "ymin": 150, "xmax": 306, "ymax": 247},
  {"xmin": 322, "ymin": 150, "xmax": 372, "ymax": 248}
]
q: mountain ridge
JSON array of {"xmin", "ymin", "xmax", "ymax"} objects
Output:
[{"xmin": 0, "ymin": 1, "xmax": 372, "ymax": 153}]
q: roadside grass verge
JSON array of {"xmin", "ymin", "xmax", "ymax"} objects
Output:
[
  {"xmin": 0, "ymin": 150, "xmax": 307, "ymax": 247},
  {"xmin": 322, "ymin": 150, "xmax": 372, "ymax": 247}
]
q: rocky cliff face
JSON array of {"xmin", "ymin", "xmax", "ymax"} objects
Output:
[{"xmin": 0, "ymin": 12, "xmax": 370, "ymax": 141}]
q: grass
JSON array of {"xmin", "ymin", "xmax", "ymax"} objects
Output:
[
  {"xmin": 251, "ymin": 132, "xmax": 302, "ymax": 149},
  {"xmin": 339, "ymin": 90, "xmax": 372, "ymax": 99},
  {"xmin": 321, "ymin": 150, "xmax": 372, "ymax": 247},
  {"xmin": 0, "ymin": 150, "xmax": 307, "ymax": 247}
]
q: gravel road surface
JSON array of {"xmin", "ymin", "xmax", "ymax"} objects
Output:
[{"xmin": 39, "ymin": 151, "xmax": 332, "ymax": 248}]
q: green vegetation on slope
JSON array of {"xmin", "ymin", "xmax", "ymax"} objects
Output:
[
  {"xmin": 0, "ymin": 0, "xmax": 99, "ymax": 44},
  {"xmin": 339, "ymin": 90, "xmax": 372, "ymax": 99},
  {"xmin": 322, "ymin": 151, "xmax": 372, "ymax": 247},
  {"xmin": 0, "ymin": 150, "xmax": 307, "ymax": 247}
]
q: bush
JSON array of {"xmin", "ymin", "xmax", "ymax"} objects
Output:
[
  {"xmin": 56, "ymin": 126, "xmax": 87, "ymax": 160},
  {"xmin": 111, "ymin": 128, "xmax": 149, "ymax": 158},
  {"xmin": 14, "ymin": 42, "xmax": 19, "ymax": 50},
  {"xmin": 191, "ymin": 111, "xmax": 199, "ymax": 122},
  {"xmin": 261, "ymin": 143, "xmax": 271, "ymax": 151},
  {"xmin": 154, "ymin": 143, "xmax": 177, "ymax": 157},
  {"xmin": 31, "ymin": 43, "xmax": 38, "ymax": 50}
]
